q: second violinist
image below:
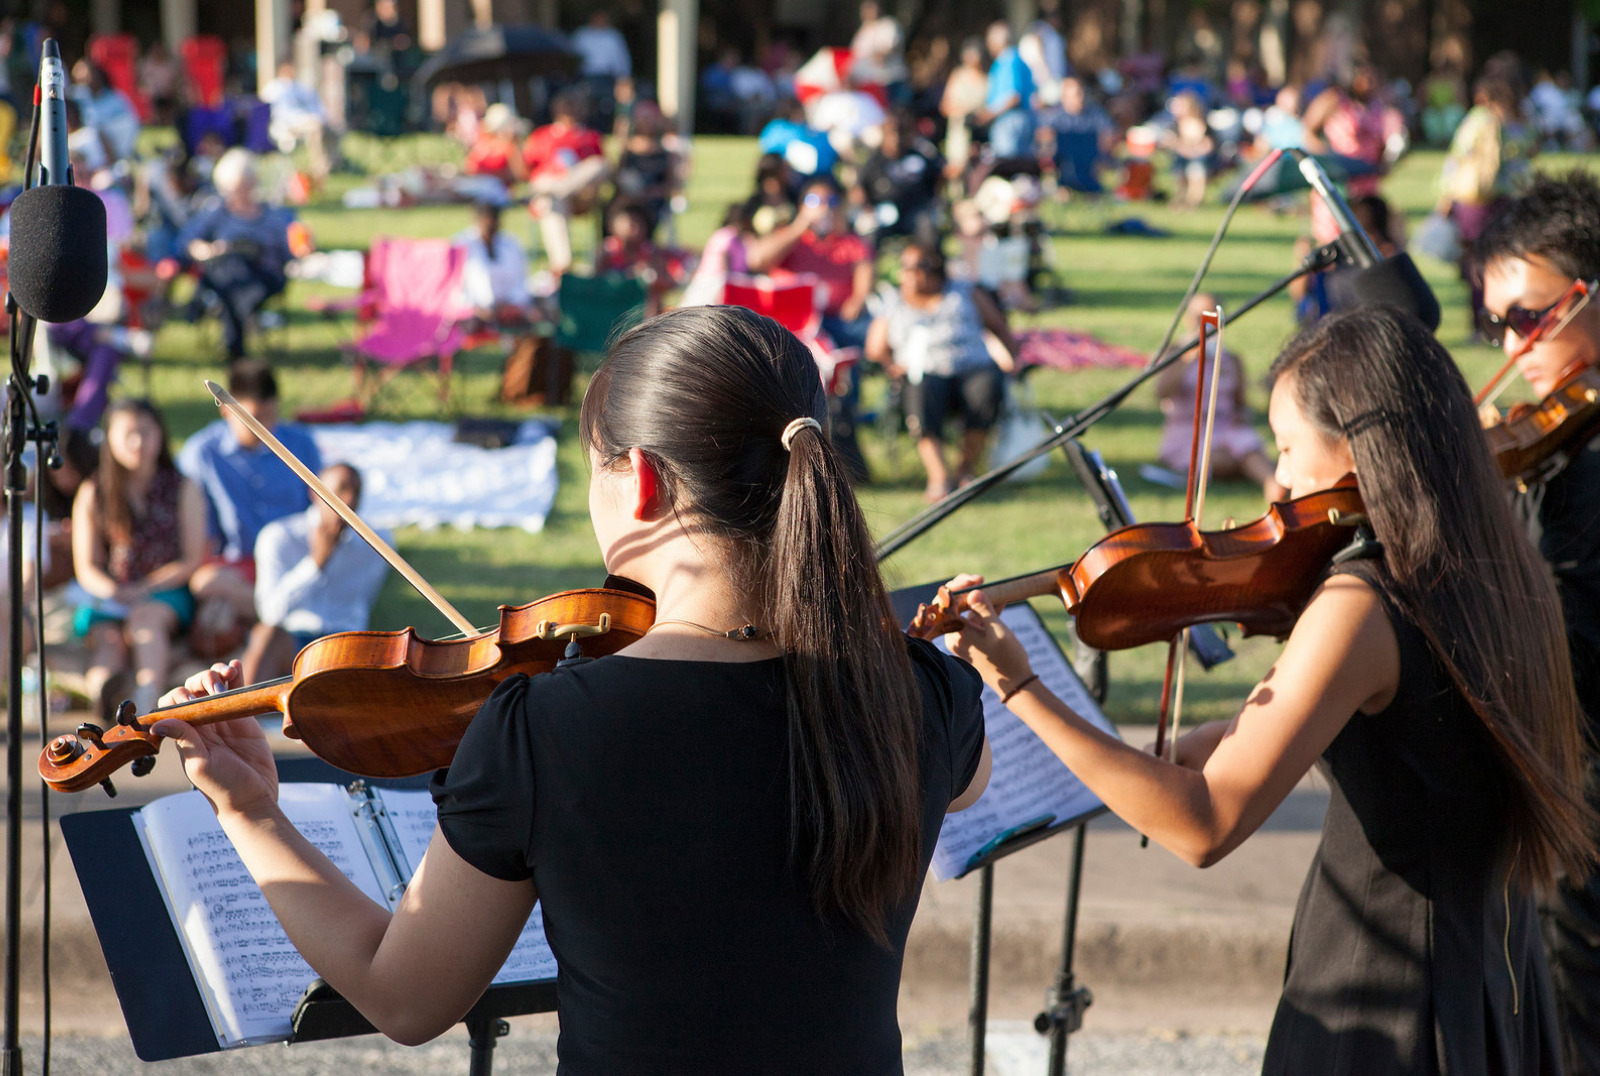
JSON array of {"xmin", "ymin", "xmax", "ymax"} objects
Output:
[
  {"xmin": 1477, "ymin": 170, "xmax": 1600, "ymax": 1075},
  {"xmin": 943, "ymin": 306, "xmax": 1594, "ymax": 1075}
]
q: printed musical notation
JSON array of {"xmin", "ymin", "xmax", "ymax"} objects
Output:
[
  {"xmin": 142, "ymin": 786, "xmax": 389, "ymax": 1046},
  {"xmin": 929, "ymin": 605, "xmax": 1119, "ymax": 880},
  {"xmin": 376, "ymin": 789, "xmax": 558, "ymax": 986}
]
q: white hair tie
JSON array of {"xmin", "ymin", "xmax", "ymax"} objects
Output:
[{"xmin": 780, "ymin": 417, "xmax": 822, "ymax": 451}]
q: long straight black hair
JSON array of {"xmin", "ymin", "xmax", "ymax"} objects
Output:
[
  {"xmin": 1271, "ymin": 306, "xmax": 1595, "ymax": 889},
  {"xmin": 580, "ymin": 306, "xmax": 923, "ymax": 941}
]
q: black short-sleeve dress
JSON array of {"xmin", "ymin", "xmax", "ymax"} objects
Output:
[
  {"xmin": 1263, "ymin": 560, "xmax": 1561, "ymax": 1075},
  {"xmin": 431, "ymin": 635, "xmax": 986, "ymax": 1076}
]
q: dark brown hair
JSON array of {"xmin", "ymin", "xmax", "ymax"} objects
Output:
[
  {"xmin": 580, "ymin": 306, "xmax": 922, "ymax": 941},
  {"xmin": 227, "ymin": 358, "xmax": 278, "ymax": 402},
  {"xmin": 96, "ymin": 398, "xmax": 176, "ymax": 547},
  {"xmin": 1270, "ymin": 306, "xmax": 1595, "ymax": 889}
]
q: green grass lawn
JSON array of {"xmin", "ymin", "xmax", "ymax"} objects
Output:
[{"xmin": 137, "ymin": 140, "xmax": 1600, "ymax": 725}]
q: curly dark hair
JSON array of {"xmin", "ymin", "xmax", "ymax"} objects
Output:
[{"xmin": 1474, "ymin": 170, "xmax": 1600, "ymax": 283}]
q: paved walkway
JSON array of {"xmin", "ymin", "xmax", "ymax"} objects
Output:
[{"xmin": 0, "ymin": 722, "xmax": 1325, "ymax": 1054}]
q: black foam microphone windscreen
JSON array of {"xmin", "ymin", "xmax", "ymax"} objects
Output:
[
  {"xmin": 8, "ymin": 184, "xmax": 108, "ymax": 323},
  {"xmin": 1343, "ymin": 252, "xmax": 1441, "ymax": 332}
]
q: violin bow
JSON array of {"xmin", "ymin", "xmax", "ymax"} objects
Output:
[
  {"xmin": 204, "ymin": 380, "xmax": 478, "ymax": 636},
  {"xmin": 1474, "ymin": 279, "xmax": 1596, "ymax": 408},
  {"xmin": 1153, "ymin": 307, "xmax": 1226, "ymax": 777}
]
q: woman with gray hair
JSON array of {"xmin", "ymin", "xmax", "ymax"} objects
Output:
[{"xmin": 167, "ymin": 148, "xmax": 298, "ymax": 358}]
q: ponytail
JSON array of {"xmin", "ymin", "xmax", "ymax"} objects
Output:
[
  {"xmin": 581, "ymin": 307, "xmax": 923, "ymax": 940},
  {"xmin": 770, "ymin": 422, "xmax": 922, "ymax": 942}
]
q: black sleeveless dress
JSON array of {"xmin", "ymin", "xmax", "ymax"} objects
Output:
[{"xmin": 1263, "ymin": 560, "xmax": 1562, "ymax": 1076}]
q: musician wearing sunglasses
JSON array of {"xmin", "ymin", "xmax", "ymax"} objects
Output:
[{"xmin": 1477, "ymin": 170, "xmax": 1600, "ymax": 1076}]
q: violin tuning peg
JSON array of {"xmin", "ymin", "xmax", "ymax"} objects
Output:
[
  {"xmin": 115, "ymin": 700, "xmax": 139, "ymax": 727},
  {"xmin": 99, "ymin": 779, "xmax": 117, "ymax": 799},
  {"xmin": 76, "ymin": 722, "xmax": 106, "ymax": 749},
  {"xmin": 131, "ymin": 757, "xmax": 156, "ymax": 778}
]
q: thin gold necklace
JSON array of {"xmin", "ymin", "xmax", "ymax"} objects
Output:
[{"xmin": 647, "ymin": 618, "xmax": 766, "ymax": 641}]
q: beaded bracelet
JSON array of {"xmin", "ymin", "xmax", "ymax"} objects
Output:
[{"xmin": 1000, "ymin": 673, "xmax": 1040, "ymax": 704}]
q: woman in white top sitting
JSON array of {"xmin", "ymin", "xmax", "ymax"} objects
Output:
[
  {"xmin": 867, "ymin": 240, "xmax": 1016, "ymax": 501},
  {"xmin": 455, "ymin": 200, "xmax": 529, "ymax": 326}
]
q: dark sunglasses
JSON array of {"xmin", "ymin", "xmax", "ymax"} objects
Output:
[{"xmin": 1477, "ymin": 279, "xmax": 1591, "ymax": 346}]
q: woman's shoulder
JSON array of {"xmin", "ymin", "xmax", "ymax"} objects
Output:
[{"xmin": 904, "ymin": 635, "xmax": 984, "ymax": 719}]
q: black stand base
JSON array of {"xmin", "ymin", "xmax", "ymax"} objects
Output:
[
  {"xmin": 467, "ymin": 1014, "xmax": 510, "ymax": 1076},
  {"xmin": 967, "ymin": 823, "xmax": 1093, "ymax": 1076}
]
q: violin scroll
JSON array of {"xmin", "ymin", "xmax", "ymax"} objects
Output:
[
  {"xmin": 908, "ymin": 586, "xmax": 963, "ymax": 641},
  {"xmin": 40, "ymin": 702, "xmax": 163, "ymax": 795}
]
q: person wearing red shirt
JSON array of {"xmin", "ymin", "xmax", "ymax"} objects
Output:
[
  {"xmin": 524, "ymin": 92, "xmax": 610, "ymax": 275},
  {"xmin": 464, "ymin": 104, "xmax": 529, "ymax": 185},
  {"xmin": 746, "ymin": 175, "xmax": 877, "ymax": 478},
  {"xmin": 746, "ymin": 175, "xmax": 875, "ymax": 349}
]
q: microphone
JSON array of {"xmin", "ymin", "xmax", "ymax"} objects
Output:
[
  {"xmin": 37, "ymin": 39, "xmax": 67, "ymax": 187},
  {"xmin": 1293, "ymin": 150, "xmax": 1441, "ymax": 331},
  {"xmin": 7, "ymin": 39, "xmax": 108, "ymax": 325}
]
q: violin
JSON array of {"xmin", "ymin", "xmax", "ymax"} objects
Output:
[
  {"xmin": 912, "ymin": 307, "xmax": 1368, "ymax": 777},
  {"xmin": 38, "ymin": 586, "xmax": 657, "ymax": 794},
  {"xmin": 1472, "ymin": 280, "xmax": 1600, "ymax": 486},
  {"xmin": 907, "ymin": 475, "xmax": 1367, "ymax": 649},
  {"xmin": 1483, "ymin": 362, "xmax": 1600, "ymax": 488},
  {"xmin": 38, "ymin": 380, "xmax": 659, "ymax": 796}
]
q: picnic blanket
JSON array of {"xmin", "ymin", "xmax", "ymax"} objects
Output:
[
  {"xmin": 1016, "ymin": 328, "xmax": 1147, "ymax": 372},
  {"xmin": 309, "ymin": 420, "xmax": 558, "ymax": 533}
]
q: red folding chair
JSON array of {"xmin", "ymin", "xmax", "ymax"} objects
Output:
[
  {"xmin": 344, "ymin": 236, "xmax": 470, "ymax": 405},
  {"xmin": 89, "ymin": 34, "xmax": 151, "ymax": 121},
  {"xmin": 720, "ymin": 274, "xmax": 857, "ymax": 396},
  {"xmin": 179, "ymin": 36, "xmax": 227, "ymax": 110}
]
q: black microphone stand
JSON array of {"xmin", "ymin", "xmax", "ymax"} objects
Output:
[
  {"xmin": 874, "ymin": 240, "xmax": 1343, "ymax": 561},
  {"xmin": 4, "ymin": 83, "xmax": 48, "ymax": 1076}
]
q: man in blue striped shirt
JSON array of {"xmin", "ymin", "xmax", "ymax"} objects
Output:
[{"xmin": 178, "ymin": 360, "xmax": 321, "ymax": 650}]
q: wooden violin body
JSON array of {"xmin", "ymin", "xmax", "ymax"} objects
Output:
[
  {"xmin": 908, "ymin": 477, "xmax": 1366, "ymax": 649},
  {"xmin": 38, "ymin": 587, "xmax": 656, "ymax": 793},
  {"xmin": 1485, "ymin": 364, "xmax": 1600, "ymax": 487}
]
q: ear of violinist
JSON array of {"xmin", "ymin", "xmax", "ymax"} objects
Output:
[{"xmin": 943, "ymin": 305, "xmax": 1594, "ymax": 1075}]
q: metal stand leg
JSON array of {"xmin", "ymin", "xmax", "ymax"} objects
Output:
[
  {"xmin": 467, "ymin": 1014, "xmax": 509, "ymax": 1076},
  {"xmin": 1036, "ymin": 824, "xmax": 1093, "ymax": 1076},
  {"xmin": 968, "ymin": 863, "xmax": 995, "ymax": 1076}
]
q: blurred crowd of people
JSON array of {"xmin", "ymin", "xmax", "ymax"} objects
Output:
[{"xmin": 7, "ymin": 0, "xmax": 1595, "ymax": 724}]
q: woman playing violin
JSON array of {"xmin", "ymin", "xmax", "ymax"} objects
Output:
[
  {"xmin": 944, "ymin": 306, "xmax": 1594, "ymax": 1075},
  {"xmin": 1477, "ymin": 170, "xmax": 1600, "ymax": 1074},
  {"xmin": 148, "ymin": 307, "xmax": 992, "ymax": 1072}
]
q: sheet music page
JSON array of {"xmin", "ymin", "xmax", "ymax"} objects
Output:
[
  {"xmin": 139, "ymin": 785, "xmax": 389, "ymax": 1047},
  {"xmin": 930, "ymin": 604, "xmax": 1120, "ymax": 880},
  {"xmin": 376, "ymin": 789, "xmax": 558, "ymax": 985}
]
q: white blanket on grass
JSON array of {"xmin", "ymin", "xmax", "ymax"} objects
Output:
[{"xmin": 309, "ymin": 421, "xmax": 558, "ymax": 533}]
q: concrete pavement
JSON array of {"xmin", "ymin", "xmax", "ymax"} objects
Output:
[{"xmin": 0, "ymin": 721, "xmax": 1326, "ymax": 1052}]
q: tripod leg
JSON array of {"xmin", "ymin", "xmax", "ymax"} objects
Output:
[
  {"xmin": 968, "ymin": 863, "xmax": 995, "ymax": 1076},
  {"xmin": 1039, "ymin": 824, "xmax": 1092, "ymax": 1076},
  {"xmin": 466, "ymin": 1014, "xmax": 509, "ymax": 1076}
]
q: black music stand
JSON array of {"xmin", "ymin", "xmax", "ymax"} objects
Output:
[
  {"xmin": 59, "ymin": 756, "xmax": 555, "ymax": 1075},
  {"xmin": 891, "ymin": 586, "xmax": 1102, "ymax": 1076}
]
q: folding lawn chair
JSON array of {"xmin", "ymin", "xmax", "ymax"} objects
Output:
[
  {"xmin": 720, "ymin": 274, "xmax": 857, "ymax": 396},
  {"xmin": 554, "ymin": 272, "xmax": 647, "ymax": 359},
  {"xmin": 345, "ymin": 236, "xmax": 470, "ymax": 406}
]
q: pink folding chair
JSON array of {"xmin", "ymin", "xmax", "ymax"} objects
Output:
[
  {"xmin": 345, "ymin": 236, "xmax": 469, "ymax": 404},
  {"xmin": 721, "ymin": 274, "xmax": 857, "ymax": 396}
]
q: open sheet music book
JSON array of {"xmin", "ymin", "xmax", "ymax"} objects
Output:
[
  {"xmin": 929, "ymin": 604, "xmax": 1120, "ymax": 880},
  {"xmin": 132, "ymin": 783, "xmax": 556, "ymax": 1048}
]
